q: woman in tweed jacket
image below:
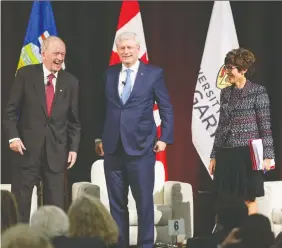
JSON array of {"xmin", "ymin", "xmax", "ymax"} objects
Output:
[{"xmin": 209, "ymin": 48, "xmax": 275, "ymax": 214}]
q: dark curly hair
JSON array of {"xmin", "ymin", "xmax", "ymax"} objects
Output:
[{"xmin": 224, "ymin": 48, "xmax": 256, "ymax": 77}]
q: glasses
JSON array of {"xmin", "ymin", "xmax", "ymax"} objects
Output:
[{"xmin": 224, "ymin": 65, "xmax": 238, "ymax": 71}]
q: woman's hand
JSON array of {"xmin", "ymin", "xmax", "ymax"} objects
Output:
[
  {"xmin": 262, "ymin": 158, "xmax": 272, "ymax": 171},
  {"xmin": 209, "ymin": 158, "xmax": 216, "ymax": 175}
]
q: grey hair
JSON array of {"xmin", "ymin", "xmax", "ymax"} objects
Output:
[
  {"xmin": 115, "ymin": 32, "xmax": 140, "ymax": 47},
  {"xmin": 30, "ymin": 205, "xmax": 69, "ymax": 239},
  {"xmin": 41, "ymin": 36, "xmax": 65, "ymax": 53}
]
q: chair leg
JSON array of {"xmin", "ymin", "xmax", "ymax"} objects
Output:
[
  {"xmin": 64, "ymin": 170, "xmax": 69, "ymax": 211},
  {"xmin": 37, "ymin": 180, "xmax": 44, "ymax": 207}
]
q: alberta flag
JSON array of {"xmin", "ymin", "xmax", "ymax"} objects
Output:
[{"xmin": 17, "ymin": 0, "xmax": 59, "ymax": 71}]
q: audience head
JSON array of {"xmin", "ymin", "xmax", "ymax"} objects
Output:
[
  {"xmin": 30, "ymin": 205, "xmax": 69, "ymax": 239},
  {"xmin": 215, "ymin": 195, "xmax": 248, "ymax": 231},
  {"xmin": 1, "ymin": 190, "xmax": 19, "ymax": 233},
  {"xmin": 68, "ymin": 194, "xmax": 118, "ymax": 245},
  {"xmin": 238, "ymin": 214, "xmax": 274, "ymax": 248},
  {"xmin": 1, "ymin": 224, "xmax": 53, "ymax": 248}
]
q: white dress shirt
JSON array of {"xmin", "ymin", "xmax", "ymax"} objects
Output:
[
  {"xmin": 43, "ymin": 63, "xmax": 58, "ymax": 92},
  {"xmin": 118, "ymin": 60, "xmax": 140, "ymax": 96},
  {"xmin": 9, "ymin": 64, "xmax": 58, "ymax": 143}
]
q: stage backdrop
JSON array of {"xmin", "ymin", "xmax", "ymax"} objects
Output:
[{"xmin": 2, "ymin": 1, "xmax": 282, "ymax": 236}]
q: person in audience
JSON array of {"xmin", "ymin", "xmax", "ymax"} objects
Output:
[
  {"xmin": 1, "ymin": 190, "xmax": 19, "ymax": 233},
  {"xmin": 208, "ymin": 48, "xmax": 275, "ymax": 215},
  {"xmin": 186, "ymin": 196, "xmax": 248, "ymax": 248},
  {"xmin": 238, "ymin": 214, "xmax": 274, "ymax": 248},
  {"xmin": 219, "ymin": 213, "xmax": 275, "ymax": 248},
  {"xmin": 52, "ymin": 194, "xmax": 118, "ymax": 248},
  {"xmin": 1, "ymin": 223, "xmax": 53, "ymax": 248},
  {"xmin": 68, "ymin": 194, "xmax": 118, "ymax": 247},
  {"xmin": 30, "ymin": 205, "xmax": 69, "ymax": 239}
]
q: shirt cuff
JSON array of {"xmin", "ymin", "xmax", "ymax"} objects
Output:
[{"xmin": 9, "ymin": 138, "xmax": 20, "ymax": 143}]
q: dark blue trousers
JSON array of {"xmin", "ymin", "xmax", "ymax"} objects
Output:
[{"xmin": 104, "ymin": 140, "xmax": 155, "ymax": 248}]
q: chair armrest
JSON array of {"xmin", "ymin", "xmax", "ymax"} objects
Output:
[
  {"xmin": 72, "ymin": 182, "xmax": 100, "ymax": 201},
  {"xmin": 164, "ymin": 181, "xmax": 194, "ymax": 239}
]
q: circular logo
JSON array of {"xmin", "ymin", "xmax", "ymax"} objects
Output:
[{"xmin": 216, "ymin": 65, "xmax": 231, "ymax": 89}]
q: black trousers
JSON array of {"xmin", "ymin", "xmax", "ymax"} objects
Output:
[{"xmin": 11, "ymin": 142, "xmax": 65, "ymax": 223}]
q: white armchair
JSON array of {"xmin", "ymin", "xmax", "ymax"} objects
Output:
[
  {"xmin": 72, "ymin": 159, "xmax": 194, "ymax": 245},
  {"xmin": 257, "ymin": 181, "xmax": 282, "ymax": 237},
  {"xmin": 0, "ymin": 184, "xmax": 38, "ymax": 222}
]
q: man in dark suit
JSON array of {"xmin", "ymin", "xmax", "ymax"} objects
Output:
[
  {"xmin": 95, "ymin": 32, "xmax": 174, "ymax": 248},
  {"xmin": 3, "ymin": 36, "xmax": 81, "ymax": 222}
]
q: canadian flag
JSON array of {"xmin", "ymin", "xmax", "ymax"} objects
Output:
[{"xmin": 110, "ymin": 0, "xmax": 168, "ymax": 181}]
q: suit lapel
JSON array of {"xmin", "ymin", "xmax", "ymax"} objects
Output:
[
  {"xmin": 126, "ymin": 62, "xmax": 148, "ymax": 103},
  {"xmin": 33, "ymin": 64, "xmax": 48, "ymax": 116},
  {"xmin": 111, "ymin": 64, "xmax": 123, "ymax": 106}
]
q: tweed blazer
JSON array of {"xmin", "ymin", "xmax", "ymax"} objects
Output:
[{"xmin": 210, "ymin": 80, "xmax": 275, "ymax": 160}]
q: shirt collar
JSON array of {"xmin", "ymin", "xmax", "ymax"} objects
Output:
[
  {"xmin": 42, "ymin": 63, "xmax": 59, "ymax": 79},
  {"xmin": 121, "ymin": 60, "xmax": 140, "ymax": 74}
]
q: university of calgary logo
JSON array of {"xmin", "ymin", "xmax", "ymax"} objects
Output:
[{"xmin": 216, "ymin": 65, "xmax": 232, "ymax": 89}]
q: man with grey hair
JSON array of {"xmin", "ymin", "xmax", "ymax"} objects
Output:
[
  {"xmin": 95, "ymin": 31, "xmax": 174, "ymax": 248},
  {"xmin": 30, "ymin": 205, "xmax": 69, "ymax": 239},
  {"xmin": 3, "ymin": 36, "xmax": 81, "ymax": 222}
]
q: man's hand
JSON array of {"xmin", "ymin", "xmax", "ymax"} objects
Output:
[
  {"xmin": 95, "ymin": 141, "xmax": 104, "ymax": 156},
  {"xmin": 9, "ymin": 139, "xmax": 26, "ymax": 155},
  {"xmin": 262, "ymin": 158, "xmax": 272, "ymax": 171},
  {"xmin": 153, "ymin": 141, "xmax": 167, "ymax": 152},
  {"xmin": 67, "ymin": 151, "xmax": 77, "ymax": 169}
]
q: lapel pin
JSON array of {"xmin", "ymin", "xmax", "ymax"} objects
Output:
[
  {"xmin": 60, "ymin": 89, "xmax": 63, "ymax": 92},
  {"xmin": 141, "ymin": 73, "xmax": 144, "ymax": 76}
]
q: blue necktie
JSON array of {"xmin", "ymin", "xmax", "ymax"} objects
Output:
[{"xmin": 121, "ymin": 69, "xmax": 133, "ymax": 104}]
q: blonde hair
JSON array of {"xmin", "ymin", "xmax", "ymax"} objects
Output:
[
  {"xmin": 68, "ymin": 195, "xmax": 118, "ymax": 245},
  {"xmin": 1, "ymin": 224, "xmax": 53, "ymax": 248}
]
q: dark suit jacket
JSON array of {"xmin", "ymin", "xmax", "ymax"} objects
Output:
[
  {"xmin": 97, "ymin": 61, "xmax": 173, "ymax": 156},
  {"xmin": 211, "ymin": 81, "xmax": 275, "ymax": 159},
  {"xmin": 3, "ymin": 64, "xmax": 81, "ymax": 172}
]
